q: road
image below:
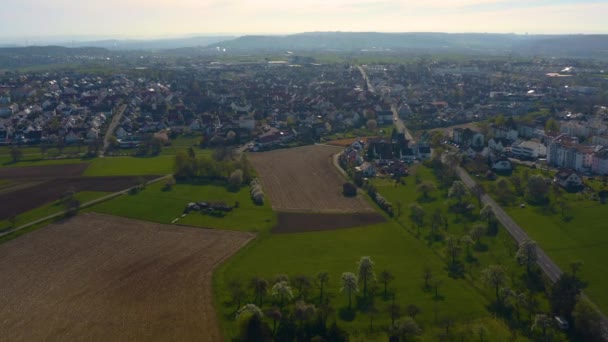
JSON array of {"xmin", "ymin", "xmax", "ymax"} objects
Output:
[
  {"xmin": 356, "ymin": 65, "xmax": 415, "ymax": 143},
  {"xmin": 449, "ymin": 159, "xmax": 563, "ymax": 281},
  {"xmin": 101, "ymin": 103, "xmax": 127, "ymax": 157},
  {"xmin": 357, "ymin": 65, "xmax": 375, "ymax": 93},
  {"xmin": 444, "ymin": 153, "xmax": 608, "ymax": 339}
]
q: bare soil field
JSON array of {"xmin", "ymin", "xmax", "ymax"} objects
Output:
[
  {"xmin": 0, "ymin": 213, "xmax": 254, "ymax": 342},
  {"xmin": 0, "ymin": 176, "xmax": 158, "ymax": 220},
  {"xmin": 274, "ymin": 212, "xmax": 386, "ymax": 233},
  {"xmin": 0, "ymin": 163, "xmax": 89, "ymax": 179},
  {"xmin": 249, "ymin": 145, "xmax": 374, "ymax": 212}
]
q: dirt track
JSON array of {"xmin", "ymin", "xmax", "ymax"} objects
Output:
[
  {"xmin": 0, "ymin": 213, "xmax": 254, "ymax": 342},
  {"xmin": 249, "ymin": 145, "xmax": 374, "ymax": 213}
]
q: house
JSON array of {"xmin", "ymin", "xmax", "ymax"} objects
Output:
[
  {"xmin": 238, "ymin": 115, "xmax": 256, "ymax": 131},
  {"xmin": 491, "ymin": 125, "xmax": 518, "ymax": 141},
  {"xmin": 592, "ymin": 149, "xmax": 608, "ymax": 175},
  {"xmin": 492, "ymin": 158, "xmax": 513, "ymax": 172},
  {"xmin": 511, "ymin": 140, "xmax": 546, "ymax": 159},
  {"xmin": 554, "ymin": 169, "xmax": 583, "ymax": 189},
  {"xmin": 356, "ymin": 162, "xmax": 376, "ymax": 177}
]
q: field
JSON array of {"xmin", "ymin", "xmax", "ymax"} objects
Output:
[
  {"xmin": 274, "ymin": 211, "xmax": 386, "ymax": 233},
  {"xmin": 84, "ymin": 155, "xmax": 174, "ymax": 176},
  {"xmin": 0, "ymin": 213, "xmax": 254, "ymax": 342},
  {"xmin": 91, "ymin": 180, "xmax": 276, "ymax": 233},
  {"xmin": 248, "ymin": 145, "xmax": 373, "ymax": 213}
]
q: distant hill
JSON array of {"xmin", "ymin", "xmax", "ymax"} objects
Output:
[
  {"xmin": 64, "ymin": 36, "xmax": 236, "ymax": 51},
  {"xmin": 0, "ymin": 46, "xmax": 110, "ymax": 56},
  {"xmin": 210, "ymin": 32, "xmax": 608, "ymax": 57}
]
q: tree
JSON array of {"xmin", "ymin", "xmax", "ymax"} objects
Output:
[
  {"xmin": 390, "ymin": 317, "xmax": 422, "ymax": 341},
  {"xmin": 229, "ymin": 169, "xmax": 244, "ymax": 191},
  {"xmin": 570, "ymin": 260, "xmax": 583, "ymax": 278},
  {"xmin": 357, "ymin": 256, "xmax": 375, "ymax": 299},
  {"xmin": 516, "ymin": 240, "xmax": 538, "ymax": 275},
  {"xmin": 293, "ymin": 300, "xmax": 316, "ymax": 327},
  {"xmin": 293, "ymin": 275, "xmax": 312, "ymax": 300},
  {"xmin": 366, "ymin": 119, "xmax": 378, "ymax": 131},
  {"xmin": 387, "ymin": 302, "xmax": 401, "ymax": 326},
  {"xmin": 342, "ymin": 182, "xmax": 357, "ymax": 197},
  {"xmin": 495, "ymin": 178, "xmax": 515, "ymax": 205},
  {"xmin": 340, "ymin": 272, "xmax": 358, "ymax": 309},
  {"xmin": 545, "ymin": 118, "xmax": 560, "ymax": 133},
  {"xmin": 315, "ymin": 272, "xmax": 329, "ymax": 304},
  {"xmin": 250, "ymin": 277, "xmax": 268, "ymax": 307},
  {"xmin": 237, "ymin": 305, "xmax": 272, "ymax": 342},
  {"xmin": 473, "ymin": 324, "xmax": 488, "ymax": 342},
  {"xmin": 409, "ymin": 203, "xmax": 425, "ymax": 228},
  {"xmin": 379, "ymin": 270, "xmax": 394, "ymax": 298},
  {"xmin": 9, "ymin": 146, "xmax": 22, "ymax": 163},
  {"xmin": 271, "ymin": 281, "xmax": 294, "ymax": 308},
  {"xmin": 406, "ymin": 304, "xmax": 421, "ymax": 319},
  {"xmin": 510, "ymin": 175, "xmax": 524, "ymax": 197},
  {"xmin": 431, "ymin": 278, "xmax": 443, "ymax": 299},
  {"xmin": 479, "ymin": 204, "xmax": 496, "ymax": 230},
  {"xmin": 471, "ymin": 183, "xmax": 485, "ymax": 207},
  {"xmin": 416, "ymin": 182, "xmax": 436, "ymax": 200},
  {"xmin": 448, "ymin": 180, "xmax": 468, "ymax": 206},
  {"xmin": 422, "ymin": 266, "xmax": 433, "ymax": 289},
  {"xmin": 573, "ymin": 298, "xmax": 602, "ymax": 341},
  {"xmin": 526, "ymin": 175, "xmax": 550, "ymax": 204},
  {"xmin": 532, "ymin": 314, "xmax": 553, "ymax": 339},
  {"xmin": 229, "ymin": 279, "xmax": 247, "ymax": 313},
  {"xmin": 460, "ymin": 235, "xmax": 474, "ymax": 258},
  {"xmin": 550, "ymin": 273, "xmax": 585, "ymax": 318},
  {"xmin": 265, "ymin": 307, "xmax": 282, "ymax": 336},
  {"xmin": 481, "ymin": 265, "xmax": 507, "ymax": 303},
  {"xmin": 445, "ymin": 236, "xmax": 462, "ymax": 266}
]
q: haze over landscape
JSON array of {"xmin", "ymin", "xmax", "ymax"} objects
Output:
[{"xmin": 1, "ymin": 0, "xmax": 607, "ymax": 43}]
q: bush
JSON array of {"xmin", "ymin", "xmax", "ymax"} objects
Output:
[
  {"xmin": 229, "ymin": 169, "xmax": 244, "ymax": 191},
  {"xmin": 343, "ymin": 182, "xmax": 357, "ymax": 197},
  {"xmin": 250, "ymin": 178, "xmax": 265, "ymax": 205}
]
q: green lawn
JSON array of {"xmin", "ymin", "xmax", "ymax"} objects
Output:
[
  {"xmin": 1, "ymin": 155, "xmax": 86, "ymax": 167},
  {"xmin": 0, "ymin": 191, "xmax": 107, "ymax": 230},
  {"xmin": 84, "ymin": 155, "xmax": 174, "ymax": 176},
  {"xmin": 214, "ymin": 222, "xmax": 518, "ymax": 341},
  {"xmin": 90, "ymin": 181, "xmax": 275, "ymax": 233},
  {"xmin": 507, "ymin": 197, "xmax": 608, "ymax": 314}
]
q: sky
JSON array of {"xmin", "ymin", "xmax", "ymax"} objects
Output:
[{"xmin": 0, "ymin": 0, "xmax": 607, "ymax": 42}]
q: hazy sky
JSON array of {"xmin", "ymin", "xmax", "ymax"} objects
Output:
[{"xmin": 1, "ymin": 0, "xmax": 607, "ymax": 40}]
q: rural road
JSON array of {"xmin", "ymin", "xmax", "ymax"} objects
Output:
[
  {"xmin": 444, "ymin": 153, "xmax": 608, "ymax": 338},
  {"xmin": 100, "ymin": 103, "xmax": 127, "ymax": 157},
  {"xmin": 0, "ymin": 174, "xmax": 170, "ymax": 239}
]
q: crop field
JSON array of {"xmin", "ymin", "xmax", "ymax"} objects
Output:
[
  {"xmin": 0, "ymin": 163, "xmax": 89, "ymax": 179},
  {"xmin": 274, "ymin": 211, "xmax": 386, "ymax": 233},
  {"xmin": 248, "ymin": 145, "xmax": 374, "ymax": 212},
  {"xmin": 0, "ymin": 213, "xmax": 254, "ymax": 341}
]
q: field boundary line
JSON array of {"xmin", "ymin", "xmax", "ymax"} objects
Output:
[{"xmin": 0, "ymin": 174, "xmax": 171, "ymax": 238}]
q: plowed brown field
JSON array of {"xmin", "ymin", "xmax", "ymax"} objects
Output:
[
  {"xmin": 248, "ymin": 145, "xmax": 374, "ymax": 213},
  {"xmin": 0, "ymin": 213, "xmax": 254, "ymax": 342}
]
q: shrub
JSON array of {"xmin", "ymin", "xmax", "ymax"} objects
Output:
[
  {"xmin": 250, "ymin": 178, "xmax": 265, "ymax": 205},
  {"xmin": 343, "ymin": 182, "xmax": 357, "ymax": 197}
]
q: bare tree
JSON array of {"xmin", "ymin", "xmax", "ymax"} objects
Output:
[
  {"xmin": 357, "ymin": 256, "xmax": 375, "ymax": 299},
  {"xmin": 340, "ymin": 272, "xmax": 358, "ymax": 309},
  {"xmin": 516, "ymin": 240, "xmax": 538, "ymax": 275}
]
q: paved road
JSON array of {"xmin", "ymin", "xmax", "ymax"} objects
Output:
[
  {"xmin": 445, "ymin": 153, "xmax": 608, "ymax": 339},
  {"xmin": 357, "ymin": 65, "xmax": 375, "ymax": 93},
  {"xmin": 450, "ymin": 161, "xmax": 563, "ymax": 281},
  {"xmin": 391, "ymin": 105, "xmax": 414, "ymax": 142},
  {"xmin": 101, "ymin": 103, "xmax": 127, "ymax": 157}
]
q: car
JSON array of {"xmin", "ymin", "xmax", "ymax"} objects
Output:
[{"xmin": 554, "ymin": 316, "xmax": 569, "ymax": 330}]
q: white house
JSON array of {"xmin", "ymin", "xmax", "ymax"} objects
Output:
[
  {"xmin": 356, "ymin": 162, "xmax": 376, "ymax": 177},
  {"xmin": 511, "ymin": 140, "xmax": 546, "ymax": 159},
  {"xmin": 554, "ymin": 169, "xmax": 583, "ymax": 189}
]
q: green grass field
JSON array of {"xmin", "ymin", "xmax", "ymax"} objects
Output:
[
  {"xmin": 84, "ymin": 155, "xmax": 174, "ymax": 176},
  {"xmin": 214, "ymin": 222, "xmax": 519, "ymax": 341},
  {"xmin": 90, "ymin": 181, "xmax": 275, "ymax": 233}
]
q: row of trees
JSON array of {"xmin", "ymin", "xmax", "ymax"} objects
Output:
[{"xmin": 173, "ymin": 147, "xmax": 253, "ymax": 186}]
